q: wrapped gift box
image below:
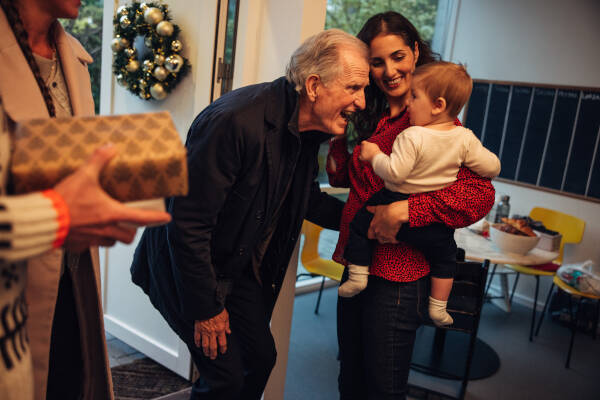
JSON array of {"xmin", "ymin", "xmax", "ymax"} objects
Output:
[{"xmin": 11, "ymin": 111, "xmax": 188, "ymax": 202}]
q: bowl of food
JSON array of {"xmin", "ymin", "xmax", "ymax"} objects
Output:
[{"xmin": 490, "ymin": 218, "xmax": 540, "ymax": 255}]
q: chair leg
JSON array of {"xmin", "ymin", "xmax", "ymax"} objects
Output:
[
  {"xmin": 566, "ymin": 296, "xmax": 582, "ymax": 368},
  {"xmin": 593, "ymin": 300, "xmax": 600, "ymax": 341},
  {"xmin": 314, "ymin": 276, "xmax": 326, "ymax": 315},
  {"xmin": 529, "ymin": 276, "xmax": 540, "ymax": 342},
  {"xmin": 509, "ymin": 272, "xmax": 520, "ymax": 305},
  {"xmin": 484, "ymin": 263, "xmax": 498, "ymax": 299},
  {"xmin": 535, "ymin": 283, "xmax": 555, "ymax": 337}
]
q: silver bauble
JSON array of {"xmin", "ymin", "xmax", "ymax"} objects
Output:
[
  {"xmin": 116, "ymin": 73, "xmax": 127, "ymax": 86},
  {"xmin": 154, "ymin": 54, "xmax": 165, "ymax": 66},
  {"xmin": 119, "ymin": 15, "xmax": 131, "ymax": 29},
  {"xmin": 124, "ymin": 47, "xmax": 136, "ymax": 58},
  {"xmin": 144, "ymin": 36, "xmax": 153, "ymax": 48},
  {"xmin": 144, "ymin": 7, "xmax": 164, "ymax": 25},
  {"xmin": 142, "ymin": 60, "xmax": 154, "ymax": 72},
  {"xmin": 126, "ymin": 60, "xmax": 140, "ymax": 72},
  {"xmin": 119, "ymin": 37, "xmax": 130, "ymax": 48},
  {"xmin": 150, "ymin": 83, "xmax": 167, "ymax": 100},
  {"xmin": 156, "ymin": 21, "xmax": 174, "ymax": 37},
  {"xmin": 117, "ymin": 5, "xmax": 128, "ymax": 16},
  {"xmin": 152, "ymin": 66, "xmax": 168, "ymax": 81},
  {"xmin": 111, "ymin": 38, "xmax": 122, "ymax": 52},
  {"xmin": 139, "ymin": 79, "xmax": 148, "ymax": 89},
  {"xmin": 165, "ymin": 54, "xmax": 184, "ymax": 73},
  {"xmin": 170, "ymin": 40, "xmax": 182, "ymax": 52}
]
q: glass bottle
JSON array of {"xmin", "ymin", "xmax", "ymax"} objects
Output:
[{"xmin": 494, "ymin": 195, "xmax": 511, "ymax": 223}]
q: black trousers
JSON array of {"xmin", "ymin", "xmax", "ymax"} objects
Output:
[
  {"xmin": 343, "ymin": 188, "xmax": 457, "ymax": 278},
  {"xmin": 188, "ymin": 269, "xmax": 277, "ymax": 400},
  {"xmin": 46, "ymin": 270, "xmax": 83, "ymax": 400}
]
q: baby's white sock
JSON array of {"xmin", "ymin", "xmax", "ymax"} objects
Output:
[
  {"xmin": 428, "ymin": 296, "xmax": 454, "ymax": 327},
  {"xmin": 338, "ymin": 265, "xmax": 369, "ymax": 298}
]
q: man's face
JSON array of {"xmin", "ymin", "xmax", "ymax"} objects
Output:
[{"xmin": 310, "ymin": 49, "xmax": 370, "ymax": 135}]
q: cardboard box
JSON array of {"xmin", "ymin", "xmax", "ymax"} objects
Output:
[
  {"xmin": 534, "ymin": 230, "xmax": 562, "ymax": 252},
  {"xmin": 11, "ymin": 111, "xmax": 188, "ymax": 202}
]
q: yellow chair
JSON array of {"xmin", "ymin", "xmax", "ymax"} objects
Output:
[
  {"xmin": 540, "ymin": 275, "xmax": 600, "ymax": 368},
  {"xmin": 503, "ymin": 207, "xmax": 585, "ymax": 341},
  {"xmin": 297, "ymin": 221, "xmax": 344, "ymax": 314}
]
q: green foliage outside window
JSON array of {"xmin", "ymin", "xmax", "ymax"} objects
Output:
[
  {"xmin": 60, "ymin": 0, "xmax": 104, "ymax": 114},
  {"xmin": 325, "ymin": 0, "xmax": 439, "ymax": 42}
]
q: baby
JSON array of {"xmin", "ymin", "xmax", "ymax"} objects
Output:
[{"xmin": 340, "ymin": 61, "xmax": 501, "ymax": 327}]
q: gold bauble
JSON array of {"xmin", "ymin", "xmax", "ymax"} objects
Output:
[
  {"xmin": 124, "ymin": 47, "xmax": 136, "ymax": 58},
  {"xmin": 150, "ymin": 83, "xmax": 167, "ymax": 100},
  {"xmin": 139, "ymin": 2, "xmax": 149, "ymax": 11},
  {"xmin": 111, "ymin": 38, "xmax": 122, "ymax": 52},
  {"xmin": 126, "ymin": 59, "xmax": 140, "ymax": 72},
  {"xmin": 119, "ymin": 15, "xmax": 131, "ymax": 29},
  {"xmin": 170, "ymin": 40, "xmax": 182, "ymax": 52},
  {"xmin": 144, "ymin": 36, "xmax": 153, "ymax": 48},
  {"xmin": 165, "ymin": 54, "xmax": 184, "ymax": 73},
  {"xmin": 117, "ymin": 5, "xmax": 128, "ymax": 16},
  {"xmin": 116, "ymin": 73, "xmax": 127, "ymax": 86},
  {"xmin": 139, "ymin": 79, "xmax": 148, "ymax": 89},
  {"xmin": 142, "ymin": 60, "xmax": 154, "ymax": 72},
  {"xmin": 154, "ymin": 54, "xmax": 165, "ymax": 66},
  {"xmin": 152, "ymin": 66, "xmax": 168, "ymax": 81},
  {"xmin": 144, "ymin": 7, "xmax": 164, "ymax": 25},
  {"xmin": 139, "ymin": 90, "xmax": 150, "ymax": 100},
  {"xmin": 156, "ymin": 21, "xmax": 174, "ymax": 37},
  {"xmin": 119, "ymin": 37, "xmax": 130, "ymax": 48}
]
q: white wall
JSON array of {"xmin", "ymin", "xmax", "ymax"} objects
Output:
[{"xmin": 449, "ymin": 0, "xmax": 600, "ymax": 307}]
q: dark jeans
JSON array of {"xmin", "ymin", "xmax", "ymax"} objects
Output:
[
  {"xmin": 338, "ymin": 272, "xmax": 430, "ymax": 400},
  {"xmin": 188, "ymin": 269, "xmax": 277, "ymax": 400},
  {"xmin": 343, "ymin": 188, "xmax": 457, "ymax": 278},
  {"xmin": 46, "ymin": 270, "xmax": 83, "ymax": 400}
]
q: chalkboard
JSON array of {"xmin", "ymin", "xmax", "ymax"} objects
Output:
[{"xmin": 464, "ymin": 80, "xmax": 600, "ymax": 202}]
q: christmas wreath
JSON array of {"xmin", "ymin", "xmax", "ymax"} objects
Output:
[{"xmin": 111, "ymin": 1, "xmax": 190, "ymax": 100}]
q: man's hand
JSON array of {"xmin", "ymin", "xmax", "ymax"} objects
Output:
[
  {"xmin": 194, "ymin": 309, "xmax": 231, "ymax": 360},
  {"xmin": 359, "ymin": 141, "xmax": 382, "ymax": 163},
  {"xmin": 54, "ymin": 144, "xmax": 171, "ymax": 251},
  {"xmin": 367, "ymin": 200, "xmax": 409, "ymax": 244}
]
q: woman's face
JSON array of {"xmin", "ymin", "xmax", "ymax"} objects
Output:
[{"xmin": 368, "ymin": 34, "xmax": 419, "ymax": 103}]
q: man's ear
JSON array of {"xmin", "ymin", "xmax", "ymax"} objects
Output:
[
  {"xmin": 431, "ymin": 97, "xmax": 447, "ymax": 115},
  {"xmin": 305, "ymin": 74, "xmax": 321, "ymax": 102}
]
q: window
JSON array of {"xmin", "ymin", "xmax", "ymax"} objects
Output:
[
  {"xmin": 61, "ymin": 0, "xmax": 104, "ymax": 114},
  {"xmin": 211, "ymin": 0, "xmax": 240, "ymax": 101}
]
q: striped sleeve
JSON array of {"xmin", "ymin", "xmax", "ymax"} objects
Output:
[{"xmin": 0, "ymin": 190, "xmax": 70, "ymax": 262}]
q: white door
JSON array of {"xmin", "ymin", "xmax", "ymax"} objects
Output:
[{"xmin": 100, "ymin": 238, "xmax": 192, "ymax": 378}]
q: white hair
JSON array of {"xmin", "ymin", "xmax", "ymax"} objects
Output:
[{"xmin": 285, "ymin": 29, "xmax": 369, "ymax": 93}]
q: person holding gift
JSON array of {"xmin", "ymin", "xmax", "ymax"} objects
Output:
[{"xmin": 0, "ymin": 1, "xmax": 171, "ymax": 399}]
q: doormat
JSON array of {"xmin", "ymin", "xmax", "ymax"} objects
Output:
[{"xmin": 111, "ymin": 357, "xmax": 191, "ymax": 399}]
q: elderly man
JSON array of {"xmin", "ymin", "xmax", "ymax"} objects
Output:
[{"xmin": 131, "ymin": 29, "xmax": 369, "ymax": 399}]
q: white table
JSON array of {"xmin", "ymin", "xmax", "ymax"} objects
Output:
[{"xmin": 455, "ymin": 228, "xmax": 559, "ymax": 312}]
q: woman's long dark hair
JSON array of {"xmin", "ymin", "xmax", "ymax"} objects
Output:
[{"xmin": 352, "ymin": 11, "xmax": 439, "ymax": 140}]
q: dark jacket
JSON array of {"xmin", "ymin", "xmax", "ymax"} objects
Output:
[{"xmin": 131, "ymin": 77, "xmax": 343, "ymax": 336}]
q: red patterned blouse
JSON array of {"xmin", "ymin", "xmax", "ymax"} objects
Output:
[{"xmin": 327, "ymin": 112, "xmax": 495, "ymax": 282}]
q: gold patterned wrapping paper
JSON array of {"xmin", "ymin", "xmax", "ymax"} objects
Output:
[{"xmin": 11, "ymin": 111, "xmax": 188, "ymax": 202}]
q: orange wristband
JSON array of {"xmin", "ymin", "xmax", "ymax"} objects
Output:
[{"xmin": 42, "ymin": 190, "xmax": 70, "ymax": 248}]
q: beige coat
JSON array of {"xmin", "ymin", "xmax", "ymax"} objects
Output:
[{"xmin": 0, "ymin": 10, "xmax": 113, "ymax": 400}]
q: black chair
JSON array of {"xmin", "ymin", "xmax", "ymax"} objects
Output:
[{"xmin": 409, "ymin": 255, "xmax": 491, "ymax": 400}]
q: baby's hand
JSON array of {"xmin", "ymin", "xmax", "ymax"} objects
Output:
[{"xmin": 359, "ymin": 141, "xmax": 382, "ymax": 162}]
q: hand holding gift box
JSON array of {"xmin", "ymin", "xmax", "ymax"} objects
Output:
[{"xmin": 11, "ymin": 111, "xmax": 188, "ymax": 202}]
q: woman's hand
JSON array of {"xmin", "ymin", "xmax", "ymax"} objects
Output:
[{"xmin": 367, "ymin": 200, "xmax": 409, "ymax": 243}]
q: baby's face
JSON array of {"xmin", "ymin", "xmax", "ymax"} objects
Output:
[{"xmin": 407, "ymin": 80, "xmax": 436, "ymax": 127}]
